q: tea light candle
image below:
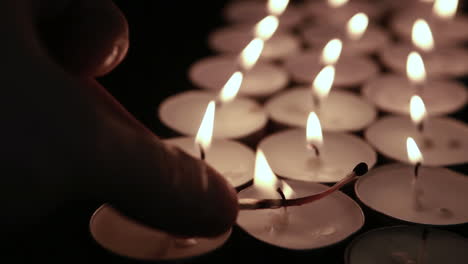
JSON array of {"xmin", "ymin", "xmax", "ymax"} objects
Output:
[
  {"xmin": 223, "ymin": 0, "xmax": 304, "ymax": 30},
  {"xmin": 208, "ymin": 25, "xmax": 301, "ymax": 61},
  {"xmin": 284, "ymin": 50, "xmax": 379, "ymax": 88},
  {"xmin": 89, "ymin": 204, "xmax": 232, "ymax": 261},
  {"xmin": 301, "ymin": 13, "xmax": 390, "ymax": 55},
  {"xmin": 355, "ymin": 163, "xmax": 468, "ymax": 225},
  {"xmin": 158, "ymin": 90, "xmax": 268, "ymax": 140},
  {"xmin": 236, "ymin": 150, "xmax": 364, "ymax": 250},
  {"xmin": 345, "ymin": 226, "xmax": 468, "ymax": 264},
  {"xmin": 390, "ymin": 0, "xmax": 468, "ymax": 46},
  {"xmin": 265, "ymin": 86, "xmax": 377, "ymax": 132},
  {"xmin": 163, "ymin": 137, "xmax": 255, "ymax": 188},
  {"xmin": 365, "ymin": 115, "xmax": 468, "ymax": 166},
  {"xmin": 259, "ymin": 119, "xmax": 377, "ymax": 182},
  {"xmin": 189, "ymin": 55, "xmax": 288, "ymax": 98},
  {"xmin": 304, "ymin": 0, "xmax": 384, "ymax": 27}
]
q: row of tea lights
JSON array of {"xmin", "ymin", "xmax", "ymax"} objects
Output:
[{"xmin": 90, "ymin": 0, "xmax": 468, "ymax": 263}]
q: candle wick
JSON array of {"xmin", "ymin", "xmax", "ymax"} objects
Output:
[
  {"xmin": 307, "ymin": 143, "xmax": 321, "ymax": 157},
  {"xmin": 311, "ymin": 94, "xmax": 321, "ymax": 111},
  {"xmin": 414, "ymin": 162, "xmax": 421, "ymax": 179},
  {"xmin": 198, "ymin": 144, "xmax": 206, "ymax": 161},
  {"xmin": 417, "ymin": 122, "xmax": 425, "ymax": 134},
  {"xmin": 276, "ymin": 187, "xmax": 286, "ymax": 201}
]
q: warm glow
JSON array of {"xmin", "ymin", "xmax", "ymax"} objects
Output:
[
  {"xmin": 253, "ymin": 149, "xmax": 279, "ymax": 196},
  {"xmin": 312, "ymin": 65, "xmax": 335, "ymax": 102},
  {"xmin": 254, "ymin": 15, "xmax": 279, "ymax": 41},
  {"xmin": 328, "ymin": 0, "xmax": 349, "ymax": 8},
  {"xmin": 406, "ymin": 137, "xmax": 424, "ymax": 164},
  {"xmin": 411, "ymin": 19, "xmax": 434, "ymax": 52},
  {"xmin": 239, "ymin": 38, "xmax": 264, "ymax": 71},
  {"xmin": 306, "ymin": 112, "xmax": 324, "ymax": 147},
  {"xmin": 346, "ymin": 13, "xmax": 369, "ymax": 41},
  {"xmin": 406, "ymin": 52, "xmax": 426, "ymax": 85},
  {"xmin": 321, "ymin": 39, "xmax": 343, "ymax": 65},
  {"xmin": 218, "ymin": 71, "xmax": 243, "ymax": 104},
  {"xmin": 410, "ymin": 95, "xmax": 427, "ymax": 126},
  {"xmin": 268, "ymin": 0, "xmax": 290, "ymax": 16},
  {"xmin": 433, "ymin": 0, "xmax": 458, "ymax": 20},
  {"xmin": 195, "ymin": 101, "xmax": 216, "ymax": 151}
]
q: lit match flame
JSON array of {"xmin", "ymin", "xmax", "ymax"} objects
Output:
[
  {"xmin": 268, "ymin": 0, "xmax": 290, "ymax": 16},
  {"xmin": 346, "ymin": 13, "xmax": 369, "ymax": 41},
  {"xmin": 407, "ymin": 137, "xmax": 424, "ymax": 165},
  {"xmin": 328, "ymin": 0, "xmax": 349, "ymax": 8},
  {"xmin": 412, "ymin": 19, "xmax": 434, "ymax": 52},
  {"xmin": 406, "ymin": 52, "xmax": 426, "ymax": 86},
  {"xmin": 195, "ymin": 101, "xmax": 216, "ymax": 153},
  {"xmin": 410, "ymin": 95, "xmax": 427, "ymax": 127},
  {"xmin": 321, "ymin": 39, "xmax": 343, "ymax": 65},
  {"xmin": 433, "ymin": 0, "xmax": 458, "ymax": 20},
  {"xmin": 254, "ymin": 149, "xmax": 294, "ymax": 199},
  {"xmin": 239, "ymin": 38, "xmax": 264, "ymax": 71},
  {"xmin": 218, "ymin": 71, "xmax": 243, "ymax": 104},
  {"xmin": 312, "ymin": 65, "xmax": 335, "ymax": 103},
  {"xmin": 255, "ymin": 15, "xmax": 279, "ymax": 41},
  {"xmin": 306, "ymin": 112, "xmax": 324, "ymax": 150}
]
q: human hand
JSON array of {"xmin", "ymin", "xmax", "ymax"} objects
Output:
[{"xmin": 0, "ymin": 0, "xmax": 238, "ymax": 239}]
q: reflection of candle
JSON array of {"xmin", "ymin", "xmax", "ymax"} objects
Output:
[
  {"xmin": 237, "ymin": 149, "xmax": 364, "ymax": 249},
  {"xmin": 356, "ymin": 163, "xmax": 468, "ymax": 225},
  {"xmin": 345, "ymin": 226, "xmax": 468, "ymax": 264},
  {"xmin": 365, "ymin": 115, "xmax": 468, "ymax": 166},
  {"xmin": 89, "ymin": 204, "xmax": 232, "ymax": 261}
]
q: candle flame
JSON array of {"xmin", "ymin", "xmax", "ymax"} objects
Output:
[
  {"xmin": 218, "ymin": 71, "xmax": 243, "ymax": 104},
  {"xmin": 328, "ymin": 0, "xmax": 349, "ymax": 8},
  {"xmin": 312, "ymin": 65, "xmax": 335, "ymax": 102},
  {"xmin": 239, "ymin": 38, "xmax": 264, "ymax": 71},
  {"xmin": 195, "ymin": 101, "xmax": 216, "ymax": 152},
  {"xmin": 267, "ymin": 0, "xmax": 290, "ymax": 16},
  {"xmin": 346, "ymin": 13, "xmax": 369, "ymax": 41},
  {"xmin": 321, "ymin": 39, "xmax": 343, "ymax": 65},
  {"xmin": 406, "ymin": 52, "xmax": 426, "ymax": 86},
  {"xmin": 410, "ymin": 95, "xmax": 427, "ymax": 126},
  {"xmin": 254, "ymin": 149, "xmax": 294, "ymax": 199},
  {"xmin": 254, "ymin": 15, "xmax": 279, "ymax": 41},
  {"xmin": 306, "ymin": 112, "xmax": 323, "ymax": 147},
  {"xmin": 406, "ymin": 137, "xmax": 424, "ymax": 164},
  {"xmin": 433, "ymin": 0, "xmax": 458, "ymax": 20},
  {"xmin": 412, "ymin": 19, "xmax": 434, "ymax": 52}
]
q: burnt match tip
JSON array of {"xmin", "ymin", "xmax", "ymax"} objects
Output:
[{"xmin": 353, "ymin": 162, "xmax": 368, "ymax": 176}]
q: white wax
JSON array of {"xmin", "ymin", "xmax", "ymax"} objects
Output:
[
  {"xmin": 346, "ymin": 226, "xmax": 468, "ymax": 264},
  {"xmin": 259, "ymin": 129, "xmax": 377, "ymax": 182},
  {"xmin": 304, "ymin": 0, "xmax": 384, "ymax": 27},
  {"xmin": 189, "ymin": 56, "xmax": 288, "ymax": 97},
  {"xmin": 365, "ymin": 116, "xmax": 468, "ymax": 166},
  {"xmin": 163, "ymin": 137, "xmax": 254, "ymax": 188},
  {"xmin": 208, "ymin": 25, "xmax": 301, "ymax": 61},
  {"xmin": 158, "ymin": 90, "xmax": 268, "ymax": 140},
  {"xmin": 284, "ymin": 51, "xmax": 379, "ymax": 87},
  {"xmin": 362, "ymin": 74, "xmax": 467, "ymax": 116},
  {"xmin": 390, "ymin": 6, "xmax": 468, "ymax": 46},
  {"xmin": 237, "ymin": 180, "xmax": 364, "ymax": 250},
  {"xmin": 222, "ymin": 0, "xmax": 304, "ymax": 30},
  {"xmin": 265, "ymin": 87, "xmax": 377, "ymax": 132},
  {"xmin": 89, "ymin": 204, "xmax": 232, "ymax": 261},
  {"xmin": 355, "ymin": 164, "xmax": 468, "ymax": 225},
  {"xmin": 379, "ymin": 43, "xmax": 468, "ymax": 78},
  {"xmin": 300, "ymin": 24, "xmax": 390, "ymax": 55}
]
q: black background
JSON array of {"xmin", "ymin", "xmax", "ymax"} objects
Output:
[{"xmin": 10, "ymin": 1, "xmax": 468, "ymax": 264}]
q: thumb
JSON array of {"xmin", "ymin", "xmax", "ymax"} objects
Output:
[{"xmin": 84, "ymin": 79, "xmax": 239, "ymax": 238}]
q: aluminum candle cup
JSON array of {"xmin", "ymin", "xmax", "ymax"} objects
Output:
[
  {"xmin": 265, "ymin": 87, "xmax": 377, "ymax": 132},
  {"xmin": 345, "ymin": 225, "xmax": 468, "ymax": 264},
  {"xmin": 237, "ymin": 180, "xmax": 364, "ymax": 250},
  {"xmin": 89, "ymin": 204, "xmax": 232, "ymax": 261},
  {"xmin": 284, "ymin": 51, "xmax": 379, "ymax": 88},
  {"xmin": 163, "ymin": 137, "xmax": 254, "ymax": 188},
  {"xmin": 362, "ymin": 74, "xmax": 467, "ymax": 116},
  {"xmin": 365, "ymin": 115, "xmax": 468, "ymax": 166},
  {"xmin": 189, "ymin": 56, "xmax": 288, "ymax": 98},
  {"xmin": 355, "ymin": 164, "xmax": 468, "ymax": 226}
]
